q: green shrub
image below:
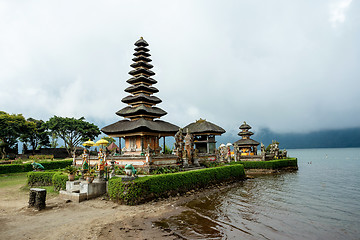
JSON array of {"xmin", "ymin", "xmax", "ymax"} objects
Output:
[
  {"xmin": 150, "ymin": 166, "xmax": 181, "ymax": 175},
  {"xmin": 0, "ymin": 160, "xmax": 73, "ymax": 174},
  {"xmin": 52, "ymin": 172, "xmax": 68, "ymax": 191},
  {"xmin": 230, "ymin": 158, "xmax": 298, "ymax": 169},
  {"xmin": 108, "ymin": 164, "xmax": 245, "ymax": 205},
  {"xmin": 27, "ymin": 172, "xmax": 56, "ymax": 186}
]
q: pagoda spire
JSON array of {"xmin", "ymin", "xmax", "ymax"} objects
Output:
[{"xmin": 116, "ymin": 38, "xmax": 167, "ymax": 121}]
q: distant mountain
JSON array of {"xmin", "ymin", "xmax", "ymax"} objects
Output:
[
  {"xmin": 217, "ymin": 127, "xmax": 360, "ymax": 149},
  {"xmin": 254, "ymin": 127, "xmax": 360, "ymax": 149}
]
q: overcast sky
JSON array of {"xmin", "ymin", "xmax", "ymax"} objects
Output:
[{"xmin": 1, "ymin": 0, "xmax": 359, "ymax": 138}]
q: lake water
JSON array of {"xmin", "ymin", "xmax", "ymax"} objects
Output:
[{"xmin": 159, "ymin": 148, "xmax": 360, "ymax": 239}]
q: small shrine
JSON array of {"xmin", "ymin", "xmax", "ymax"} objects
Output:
[
  {"xmin": 234, "ymin": 121, "xmax": 260, "ymax": 161},
  {"xmin": 101, "ymin": 37, "xmax": 179, "ymax": 156},
  {"xmin": 183, "ymin": 119, "xmax": 225, "ymax": 155}
]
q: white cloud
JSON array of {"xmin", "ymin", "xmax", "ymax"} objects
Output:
[{"xmin": 329, "ymin": 0, "xmax": 352, "ymax": 27}]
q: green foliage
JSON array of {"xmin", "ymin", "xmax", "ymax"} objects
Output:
[
  {"xmin": 115, "ymin": 166, "xmax": 125, "ymax": 175},
  {"xmin": 230, "ymin": 158, "xmax": 298, "ymax": 169},
  {"xmin": 52, "ymin": 172, "xmax": 68, "ymax": 191},
  {"xmin": 29, "ymin": 155, "xmax": 54, "ymax": 160},
  {"xmin": 108, "ymin": 165, "xmax": 245, "ymax": 205},
  {"xmin": 64, "ymin": 165, "xmax": 77, "ymax": 174},
  {"xmin": 46, "ymin": 116, "xmax": 100, "ymax": 156},
  {"xmin": 150, "ymin": 166, "xmax": 180, "ymax": 175},
  {"xmin": 0, "ymin": 112, "xmax": 29, "ymax": 158},
  {"xmin": 201, "ymin": 161, "xmax": 225, "ymax": 168},
  {"xmin": 163, "ymin": 145, "xmax": 173, "ymax": 154},
  {"xmin": 0, "ymin": 159, "xmax": 73, "ymax": 174},
  {"xmin": 27, "ymin": 172, "xmax": 56, "ymax": 186},
  {"xmin": 20, "ymin": 118, "xmax": 50, "ymax": 153}
]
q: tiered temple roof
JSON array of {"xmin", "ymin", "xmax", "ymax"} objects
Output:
[
  {"xmin": 183, "ymin": 119, "xmax": 226, "ymax": 135},
  {"xmin": 234, "ymin": 121, "xmax": 259, "ymax": 146},
  {"xmin": 102, "ymin": 37, "xmax": 179, "ymax": 137}
]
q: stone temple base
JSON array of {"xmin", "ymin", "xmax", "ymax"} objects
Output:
[{"xmin": 59, "ymin": 180, "xmax": 107, "ymax": 203}]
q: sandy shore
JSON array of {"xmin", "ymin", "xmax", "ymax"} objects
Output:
[{"xmin": 0, "ymin": 184, "xmax": 191, "ymax": 240}]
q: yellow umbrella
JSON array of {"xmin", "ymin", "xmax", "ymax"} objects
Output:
[
  {"xmin": 82, "ymin": 139, "xmax": 95, "ymax": 147},
  {"xmin": 95, "ymin": 139, "xmax": 109, "ymax": 147}
]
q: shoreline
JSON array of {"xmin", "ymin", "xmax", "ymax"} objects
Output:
[{"xmin": 0, "ymin": 180, "xmax": 240, "ymax": 240}]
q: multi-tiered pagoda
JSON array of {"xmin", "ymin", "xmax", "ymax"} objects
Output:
[
  {"xmin": 233, "ymin": 121, "xmax": 259, "ymax": 157},
  {"xmin": 102, "ymin": 37, "xmax": 179, "ymax": 155}
]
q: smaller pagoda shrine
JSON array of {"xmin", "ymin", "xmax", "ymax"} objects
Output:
[
  {"xmin": 183, "ymin": 119, "xmax": 225, "ymax": 161},
  {"xmin": 234, "ymin": 122, "xmax": 260, "ymax": 161}
]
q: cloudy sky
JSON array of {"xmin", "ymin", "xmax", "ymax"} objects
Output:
[{"xmin": 1, "ymin": 0, "xmax": 359, "ymax": 138}]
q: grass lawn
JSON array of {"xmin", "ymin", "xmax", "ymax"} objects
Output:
[
  {"xmin": 0, "ymin": 172, "xmax": 27, "ymax": 188},
  {"xmin": 0, "ymin": 172, "xmax": 59, "ymax": 197}
]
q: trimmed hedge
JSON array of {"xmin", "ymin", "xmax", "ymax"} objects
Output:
[
  {"xmin": 0, "ymin": 160, "xmax": 73, "ymax": 174},
  {"xmin": 52, "ymin": 172, "xmax": 68, "ymax": 191},
  {"xmin": 26, "ymin": 171, "xmax": 68, "ymax": 191},
  {"xmin": 230, "ymin": 158, "xmax": 298, "ymax": 169},
  {"xmin": 27, "ymin": 172, "xmax": 56, "ymax": 186},
  {"xmin": 108, "ymin": 164, "xmax": 245, "ymax": 205}
]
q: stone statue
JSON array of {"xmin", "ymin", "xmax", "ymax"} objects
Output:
[
  {"xmin": 125, "ymin": 164, "xmax": 137, "ymax": 176},
  {"xmin": 261, "ymin": 143, "xmax": 265, "ymax": 154},
  {"xmin": 109, "ymin": 160, "xmax": 116, "ymax": 178},
  {"xmin": 145, "ymin": 144, "xmax": 152, "ymax": 163},
  {"xmin": 81, "ymin": 149, "xmax": 89, "ymax": 179},
  {"xmin": 233, "ymin": 143, "xmax": 239, "ymax": 162},
  {"xmin": 31, "ymin": 161, "xmax": 44, "ymax": 171},
  {"xmin": 184, "ymin": 129, "xmax": 194, "ymax": 165},
  {"xmin": 97, "ymin": 148, "xmax": 106, "ymax": 180},
  {"xmin": 174, "ymin": 128, "xmax": 184, "ymax": 161}
]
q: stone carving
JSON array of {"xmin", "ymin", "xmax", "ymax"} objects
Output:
[
  {"xmin": 184, "ymin": 129, "xmax": 194, "ymax": 165},
  {"xmin": 174, "ymin": 128, "xmax": 184, "ymax": 161},
  {"xmin": 109, "ymin": 160, "xmax": 116, "ymax": 178},
  {"xmin": 218, "ymin": 144, "xmax": 227, "ymax": 162},
  {"xmin": 261, "ymin": 143, "xmax": 265, "ymax": 154}
]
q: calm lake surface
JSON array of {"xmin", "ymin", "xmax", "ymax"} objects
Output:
[{"xmin": 160, "ymin": 148, "xmax": 360, "ymax": 239}]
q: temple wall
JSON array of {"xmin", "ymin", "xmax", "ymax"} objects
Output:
[{"xmin": 74, "ymin": 154, "xmax": 178, "ymax": 171}]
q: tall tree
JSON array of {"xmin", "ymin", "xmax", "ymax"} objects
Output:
[
  {"xmin": 20, "ymin": 118, "xmax": 50, "ymax": 153},
  {"xmin": 0, "ymin": 112, "xmax": 29, "ymax": 158},
  {"xmin": 46, "ymin": 116, "xmax": 100, "ymax": 156}
]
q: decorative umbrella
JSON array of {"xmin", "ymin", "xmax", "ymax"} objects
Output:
[
  {"xmin": 82, "ymin": 139, "xmax": 95, "ymax": 147},
  {"xmin": 95, "ymin": 139, "xmax": 109, "ymax": 148}
]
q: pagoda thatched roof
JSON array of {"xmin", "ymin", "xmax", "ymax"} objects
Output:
[
  {"xmin": 124, "ymin": 84, "xmax": 159, "ymax": 94},
  {"xmin": 183, "ymin": 119, "xmax": 225, "ymax": 135},
  {"xmin": 132, "ymin": 56, "xmax": 152, "ymax": 62},
  {"xmin": 102, "ymin": 118, "xmax": 179, "ymax": 136},
  {"xmin": 128, "ymin": 68, "xmax": 155, "ymax": 77},
  {"xmin": 126, "ymin": 75, "xmax": 157, "ymax": 85},
  {"xmin": 135, "ymin": 37, "xmax": 149, "ymax": 47},
  {"xmin": 239, "ymin": 121, "xmax": 252, "ymax": 130},
  {"xmin": 130, "ymin": 61, "xmax": 154, "ymax": 69},
  {"xmin": 234, "ymin": 138, "xmax": 259, "ymax": 146},
  {"xmin": 116, "ymin": 105, "xmax": 167, "ymax": 118},
  {"xmin": 121, "ymin": 94, "xmax": 162, "ymax": 105}
]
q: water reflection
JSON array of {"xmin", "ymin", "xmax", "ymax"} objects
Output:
[{"xmin": 157, "ymin": 148, "xmax": 360, "ymax": 239}]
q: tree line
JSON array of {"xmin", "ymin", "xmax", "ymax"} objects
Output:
[{"xmin": 0, "ymin": 111, "xmax": 101, "ymax": 159}]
